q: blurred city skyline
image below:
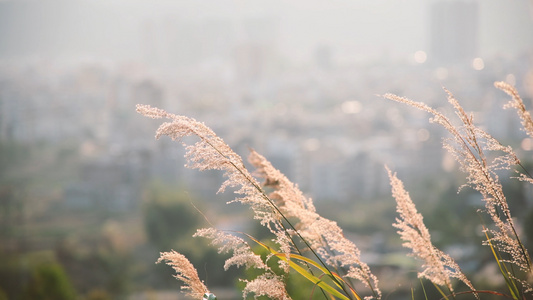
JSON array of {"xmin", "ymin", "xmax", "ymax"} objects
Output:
[
  {"xmin": 1, "ymin": 0, "xmax": 533, "ymax": 200},
  {"xmin": 0, "ymin": 0, "xmax": 532, "ymax": 67}
]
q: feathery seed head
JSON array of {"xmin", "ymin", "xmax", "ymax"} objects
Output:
[
  {"xmin": 157, "ymin": 250, "xmax": 210, "ymax": 298},
  {"xmin": 387, "ymin": 166, "xmax": 476, "ymax": 294}
]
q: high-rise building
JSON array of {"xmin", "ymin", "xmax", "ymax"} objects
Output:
[{"xmin": 429, "ymin": 0, "xmax": 478, "ymax": 64}]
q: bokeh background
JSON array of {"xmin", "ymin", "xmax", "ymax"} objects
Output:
[{"xmin": 1, "ymin": 0, "xmax": 533, "ymax": 299}]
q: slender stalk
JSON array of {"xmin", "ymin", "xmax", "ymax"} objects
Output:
[
  {"xmin": 420, "ymin": 279, "xmax": 428, "ymax": 300},
  {"xmin": 203, "ymin": 138, "xmax": 356, "ymax": 299}
]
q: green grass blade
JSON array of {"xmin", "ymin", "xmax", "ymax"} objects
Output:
[
  {"xmin": 419, "ymin": 278, "xmax": 428, "ymax": 300},
  {"xmin": 431, "ymin": 282, "xmax": 449, "ymax": 300},
  {"xmin": 249, "ymin": 236, "xmax": 354, "ymax": 300},
  {"xmin": 483, "ymin": 226, "xmax": 520, "ymax": 299},
  {"xmin": 284, "ymin": 256, "xmax": 351, "ymax": 300},
  {"xmin": 279, "ymin": 253, "xmax": 360, "ymax": 298}
]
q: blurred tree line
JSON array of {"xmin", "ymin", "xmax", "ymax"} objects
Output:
[
  {"xmin": 0, "ymin": 140, "xmax": 240, "ymax": 299},
  {"xmin": 0, "ymin": 141, "xmax": 75, "ymax": 299}
]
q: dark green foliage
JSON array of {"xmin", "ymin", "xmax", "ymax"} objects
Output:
[
  {"xmin": 0, "ymin": 252, "xmax": 78, "ymax": 300},
  {"xmin": 143, "ymin": 183, "xmax": 202, "ymax": 250},
  {"xmin": 0, "ymin": 253, "xmax": 28, "ymax": 299},
  {"xmin": 424, "ymin": 185, "xmax": 481, "ymax": 246},
  {"xmin": 23, "ymin": 262, "xmax": 77, "ymax": 300},
  {"xmin": 142, "ymin": 183, "xmax": 241, "ymax": 288},
  {"xmin": 55, "ymin": 235, "xmax": 133, "ymax": 299}
]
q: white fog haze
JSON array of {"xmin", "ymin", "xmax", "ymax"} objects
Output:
[
  {"xmin": 0, "ymin": 0, "xmax": 531, "ymax": 64},
  {"xmin": 1, "ymin": 1, "xmax": 533, "ymax": 299}
]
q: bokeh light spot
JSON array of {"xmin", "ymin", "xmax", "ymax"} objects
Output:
[
  {"xmin": 505, "ymin": 74, "xmax": 516, "ymax": 86},
  {"xmin": 414, "ymin": 50, "xmax": 427, "ymax": 64},
  {"xmin": 521, "ymin": 138, "xmax": 533, "ymax": 151},
  {"xmin": 472, "ymin": 57, "xmax": 484, "ymax": 70},
  {"xmin": 341, "ymin": 100, "xmax": 362, "ymax": 114}
]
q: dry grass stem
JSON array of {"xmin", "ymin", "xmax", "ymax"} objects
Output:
[
  {"xmin": 137, "ymin": 104, "xmax": 288, "ymax": 250},
  {"xmin": 137, "ymin": 104, "xmax": 382, "ymax": 299},
  {"xmin": 249, "ymin": 150, "xmax": 381, "ymax": 299}
]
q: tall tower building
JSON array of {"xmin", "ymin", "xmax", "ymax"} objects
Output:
[{"xmin": 430, "ymin": 0, "xmax": 479, "ymax": 64}]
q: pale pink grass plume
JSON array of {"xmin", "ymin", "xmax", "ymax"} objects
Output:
[
  {"xmin": 156, "ymin": 250, "xmax": 210, "ymax": 299},
  {"xmin": 387, "ymin": 167, "xmax": 476, "ymax": 296}
]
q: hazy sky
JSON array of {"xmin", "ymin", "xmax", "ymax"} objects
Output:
[{"xmin": 0, "ymin": 0, "xmax": 531, "ymax": 64}]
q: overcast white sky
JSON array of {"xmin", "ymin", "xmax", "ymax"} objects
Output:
[{"xmin": 0, "ymin": 0, "xmax": 531, "ymax": 64}]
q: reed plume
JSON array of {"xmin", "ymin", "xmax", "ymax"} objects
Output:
[
  {"xmin": 195, "ymin": 228, "xmax": 291, "ymax": 300},
  {"xmin": 496, "ymin": 81, "xmax": 533, "ymax": 138},
  {"xmin": 137, "ymin": 104, "xmax": 380, "ymax": 299},
  {"xmin": 137, "ymin": 104, "xmax": 293, "ymax": 298},
  {"xmin": 139, "ymin": 79, "xmax": 533, "ymax": 299},
  {"xmin": 249, "ymin": 150, "xmax": 381, "ymax": 299},
  {"xmin": 384, "ymin": 85, "xmax": 532, "ymax": 295},
  {"xmin": 156, "ymin": 250, "xmax": 210, "ymax": 299},
  {"xmin": 136, "ymin": 104, "xmax": 284, "ymax": 243},
  {"xmin": 387, "ymin": 166, "xmax": 477, "ymax": 297}
]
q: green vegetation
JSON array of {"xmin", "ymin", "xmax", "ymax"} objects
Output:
[
  {"xmin": 24, "ymin": 262, "xmax": 77, "ymax": 300},
  {"xmin": 0, "ymin": 252, "xmax": 75, "ymax": 300},
  {"xmin": 143, "ymin": 182, "xmax": 203, "ymax": 250}
]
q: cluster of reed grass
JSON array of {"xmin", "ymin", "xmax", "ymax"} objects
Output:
[{"xmin": 137, "ymin": 81, "xmax": 532, "ymax": 300}]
